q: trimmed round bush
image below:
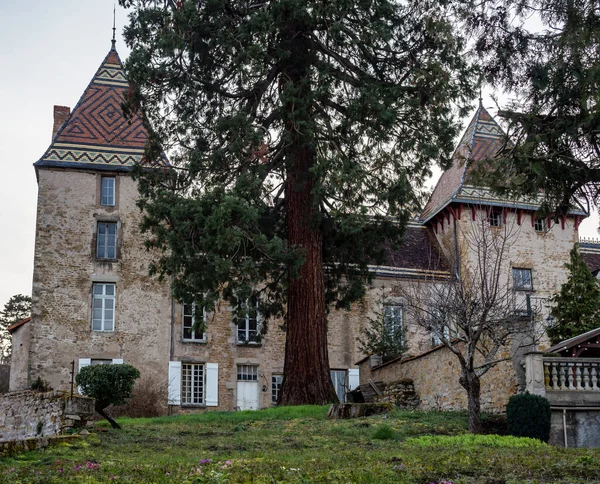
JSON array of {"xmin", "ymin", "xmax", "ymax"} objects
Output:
[{"xmin": 506, "ymin": 392, "xmax": 551, "ymax": 442}]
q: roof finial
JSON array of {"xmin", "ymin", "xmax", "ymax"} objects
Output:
[
  {"xmin": 111, "ymin": 3, "xmax": 116, "ymax": 48},
  {"xmin": 478, "ymin": 88, "xmax": 483, "ymax": 107}
]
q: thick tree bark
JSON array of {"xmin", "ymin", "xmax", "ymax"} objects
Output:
[
  {"xmin": 96, "ymin": 404, "xmax": 121, "ymax": 430},
  {"xmin": 278, "ymin": 15, "xmax": 338, "ymax": 406},
  {"xmin": 459, "ymin": 369, "xmax": 482, "ymax": 434}
]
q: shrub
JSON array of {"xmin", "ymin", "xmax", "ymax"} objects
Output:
[
  {"xmin": 31, "ymin": 376, "xmax": 52, "ymax": 392},
  {"xmin": 109, "ymin": 373, "xmax": 168, "ymax": 418},
  {"xmin": 506, "ymin": 392, "xmax": 551, "ymax": 442},
  {"xmin": 76, "ymin": 364, "xmax": 140, "ymax": 429}
]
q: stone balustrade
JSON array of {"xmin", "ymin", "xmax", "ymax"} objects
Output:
[{"xmin": 543, "ymin": 358, "xmax": 600, "ymax": 391}]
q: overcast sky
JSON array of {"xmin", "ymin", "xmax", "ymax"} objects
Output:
[{"xmin": 0, "ymin": 1, "xmax": 598, "ymax": 308}]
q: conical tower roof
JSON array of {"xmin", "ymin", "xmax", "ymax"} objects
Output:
[
  {"xmin": 421, "ymin": 103, "xmax": 521, "ymax": 221},
  {"xmin": 36, "ymin": 46, "xmax": 149, "ymax": 172}
]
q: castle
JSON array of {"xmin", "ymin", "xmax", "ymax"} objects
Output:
[{"xmin": 9, "ymin": 42, "xmax": 598, "ymax": 413}]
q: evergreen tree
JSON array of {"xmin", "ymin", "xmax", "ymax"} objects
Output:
[
  {"xmin": 466, "ymin": 0, "xmax": 600, "ymax": 215},
  {"xmin": 0, "ymin": 294, "xmax": 31, "ymax": 362},
  {"xmin": 120, "ymin": 0, "xmax": 475, "ymax": 405},
  {"xmin": 548, "ymin": 244, "xmax": 600, "ymax": 345}
]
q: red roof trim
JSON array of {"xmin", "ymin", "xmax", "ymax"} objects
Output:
[{"xmin": 7, "ymin": 316, "xmax": 31, "ymax": 333}]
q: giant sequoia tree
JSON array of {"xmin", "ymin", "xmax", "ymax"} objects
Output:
[
  {"xmin": 120, "ymin": 0, "xmax": 474, "ymax": 405},
  {"xmin": 469, "ymin": 0, "xmax": 600, "ymax": 214}
]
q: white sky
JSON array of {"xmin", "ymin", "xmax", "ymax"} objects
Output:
[{"xmin": 0, "ymin": 1, "xmax": 598, "ymax": 308}]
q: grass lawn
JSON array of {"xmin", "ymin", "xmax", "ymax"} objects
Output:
[{"xmin": 1, "ymin": 406, "xmax": 600, "ymax": 483}]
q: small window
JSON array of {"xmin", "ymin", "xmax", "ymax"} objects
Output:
[
  {"xmin": 237, "ymin": 365, "xmax": 258, "ymax": 381},
  {"xmin": 430, "ymin": 310, "xmax": 451, "ymax": 346},
  {"xmin": 92, "ymin": 283, "xmax": 115, "ymax": 331},
  {"xmin": 383, "ymin": 304, "xmax": 403, "ymax": 342},
  {"xmin": 236, "ymin": 298, "xmax": 261, "ymax": 343},
  {"xmin": 181, "ymin": 363, "xmax": 204, "ymax": 405},
  {"xmin": 97, "ymin": 222, "xmax": 117, "ymax": 259},
  {"xmin": 101, "ymin": 177, "xmax": 116, "ymax": 206},
  {"xmin": 271, "ymin": 375, "xmax": 283, "ymax": 404},
  {"xmin": 534, "ymin": 217, "xmax": 548, "ymax": 232},
  {"xmin": 91, "ymin": 359, "xmax": 113, "ymax": 366},
  {"xmin": 183, "ymin": 303, "xmax": 206, "ymax": 342},
  {"xmin": 488, "ymin": 211, "xmax": 502, "ymax": 227},
  {"xmin": 513, "ymin": 268, "xmax": 533, "ymax": 291}
]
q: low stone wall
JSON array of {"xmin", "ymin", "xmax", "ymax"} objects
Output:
[
  {"xmin": 373, "ymin": 379, "xmax": 420, "ymax": 409},
  {"xmin": 0, "ymin": 390, "xmax": 94, "ymax": 442},
  {"xmin": 360, "ymin": 344, "xmax": 519, "ymax": 413},
  {"xmin": 550, "ymin": 408, "xmax": 600, "ymax": 448}
]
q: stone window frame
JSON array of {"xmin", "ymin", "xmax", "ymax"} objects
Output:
[
  {"xmin": 96, "ymin": 221, "xmax": 118, "ymax": 260},
  {"xmin": 91, "ymin": 282, "xmax": 116, "ymax": 332},
  {"xmin": 181, "ymin": 362, "xmax": 205, "ymax": 405},
  {"xmin": 512, "ymin": 267, "xmax": 534, "ymax": 291},
  {"xmin": 182, "ymin": 302, "xmax": 207, "ymax": 343},
  {"xmin": 96, "ymin": 173, "xmax": 120, "ymax": 210},
  {"xmin": 534, "ymin": 217, "xmax": 549, "ymax": 233}
]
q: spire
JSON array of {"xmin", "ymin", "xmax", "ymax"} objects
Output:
[
  {"xmin": 36, "ymin": 47, "xmax": 151, "ymax": 172},
  {"xmin": 111, "ymin": 4, "xmax": 116, "ymax": 49}
]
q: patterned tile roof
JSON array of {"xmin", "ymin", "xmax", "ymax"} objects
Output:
[
  {"xmin": 420, "ymin": 104, "xmax": 510, "ymax": 221},
  {"xmin": 36, "ymin": 47, "xmax": 150, "ymax": 172}
]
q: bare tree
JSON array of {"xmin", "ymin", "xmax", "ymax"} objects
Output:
[{"xmin": 399, "ymin": 212, "xmax": 543, "ymax": 433}]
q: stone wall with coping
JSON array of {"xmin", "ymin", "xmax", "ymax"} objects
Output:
[
  {"xmin": 373, "ymin": 379, "xmax": 420, "ymax": 409},
  {"xmin": 360, "ymin": 343, "xmax": 520, "ymax": 413},
  {"xmin": 0, "ymin": 390, "xmax": 94, "ymax": 442}
]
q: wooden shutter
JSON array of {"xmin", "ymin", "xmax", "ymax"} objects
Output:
[
  {"xmin": 112, "ymin": 358, "xmax": 124, "ymax": 364},
  {"xmin": 168, "ymin": 361, "xmax": 182, "ymax": 405},
  {"xmin": 205, "ymin": 362, "xmax": 219, "ymax": 407}
]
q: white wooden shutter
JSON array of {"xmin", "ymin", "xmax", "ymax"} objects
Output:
[
  {"xmin": 347, "ymin": 368, "xmax": 359, "ymax": 392},
  {"xmin": 112, "ymin": 358, "xmax": 124, "ymax": 364},
  {"xmin": 205, "ymin": 362, "xmax": 219, "ymax": 407},
  {"xmin": 77, "ymin": 358, "xmax": 92, "ymax": 395},
  {"xmin": 168, "ymin": 361, "xmax": 182, "ymax": 405}
]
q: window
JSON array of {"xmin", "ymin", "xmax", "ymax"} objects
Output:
[
  {"xmin": 181, "ymin": 363, "xmax": 204, "ymax": 405},
  {"xmin": 513, "ymin": 268, "xmax": 533, "ymax": 291},
  {"xmin": 96, "ymin": 222, "xmax": 117, "ymax": 259},
  {"xmin": 488, "ymin": 211, "xmax": 502, "ymax": 227},
  {"xmin": 92, "ymin": 283, "xmax": 115, "ymax": 331},
  {"xmin": 101, "ymin": 176, "xmax": 115, "ymax": 206},
  {"xmin": 430, "ymin": 309, "xmax": 450, "ymax": 346},
  {"xmin": 534, "ymin": 217, "xmax": 548, "ymax": 232},
  {"xmin": 237, "ymin": 365, "xmax": 258, "ymax": 381},
  {"xmin": 272, "ymin": 375, "xmax": 283, "ymax": 404},
  {"xmin": 236, "ymin": 298, "xmax": 260, "ymax": 343},
  {"xmin": 383, "ymin": 304, "xmax": 403, "ymax": 342},
  {"xmin": 91, "ymin": 359, "xmax": 113, "ymax": 366},
  {"xmin": 183, "ymin": 303, "xmax": 206, "ymax": 342}
]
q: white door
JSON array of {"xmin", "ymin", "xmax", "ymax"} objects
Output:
[{"xmin": 237, "ymin": 381, "xmax": 259, "ymax": 410}]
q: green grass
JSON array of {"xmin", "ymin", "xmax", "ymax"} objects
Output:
[{"xmin": 1, "ymin": 406, "xmax": 600, "ymax": 483}]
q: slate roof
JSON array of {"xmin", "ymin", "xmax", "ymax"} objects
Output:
[
  {"xmin": 372, "ymin": 223, "xmax": 452, "ymax": 279},
  {"xmin": 35, "ymin": 46, "xmax": 150, "ymax": 172},
  {"xmin": 580, "ymin": 242, "xmax": 600, "ymax": 275},
  {"xmin": 419, "ymin": 104, "xmax": 585, "ymax": 221}
]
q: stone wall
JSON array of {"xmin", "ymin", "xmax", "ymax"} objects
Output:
[
  {"xmin": 360, "ymin": 343, "xmax": 519, "ymax": 413},
  {"xmin": 373, "ymin": 379, "xmax": 420, "ymax": 409},
  {"xmin": 0, "ymin": 390, "xmax": 94, "ymax": 442}
]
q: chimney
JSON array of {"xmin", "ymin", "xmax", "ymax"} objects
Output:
[{"xmin": 52, "ymin": 105, "xmax": 71, "ymax": 140}]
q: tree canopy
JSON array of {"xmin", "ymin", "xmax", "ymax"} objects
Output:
[
  {"xmin": 120, "ymin": 0, "xmax": 475, "ymax": 404},
  {"xmin": 548, "ymin": 244, "xmax": 600, "ymax": 345},
  {"xmin": 0, "ymin": 294, "xmax": 31, "ymax": 362},
  {"xmin": 469, "ymin": 0, "xmax": 600, "ymax": 215}
]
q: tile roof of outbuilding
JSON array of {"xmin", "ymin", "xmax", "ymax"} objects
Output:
[
  {"xmin": 7, "ymin": 317, "xmax": 31, "ymax": 333},
  {"xmin": 35, "ymin": 46, "xmax": 150, "ymax": 172}
]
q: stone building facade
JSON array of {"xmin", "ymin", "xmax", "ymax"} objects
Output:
[{"xmin": 11, "ymin": 42, "xmax": 595, "ymax": 413}]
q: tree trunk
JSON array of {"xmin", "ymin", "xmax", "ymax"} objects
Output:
[
  {"xmin": 96, "ymin": 404, "xmax": 121, "ymax": 430},
  {"xmin": 277, "ymin": 15, "xmax": 337, "ymax": 406},
  {"xmin": 459, "ymin": 369, "xmax": 482, "ymax": 434}
]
